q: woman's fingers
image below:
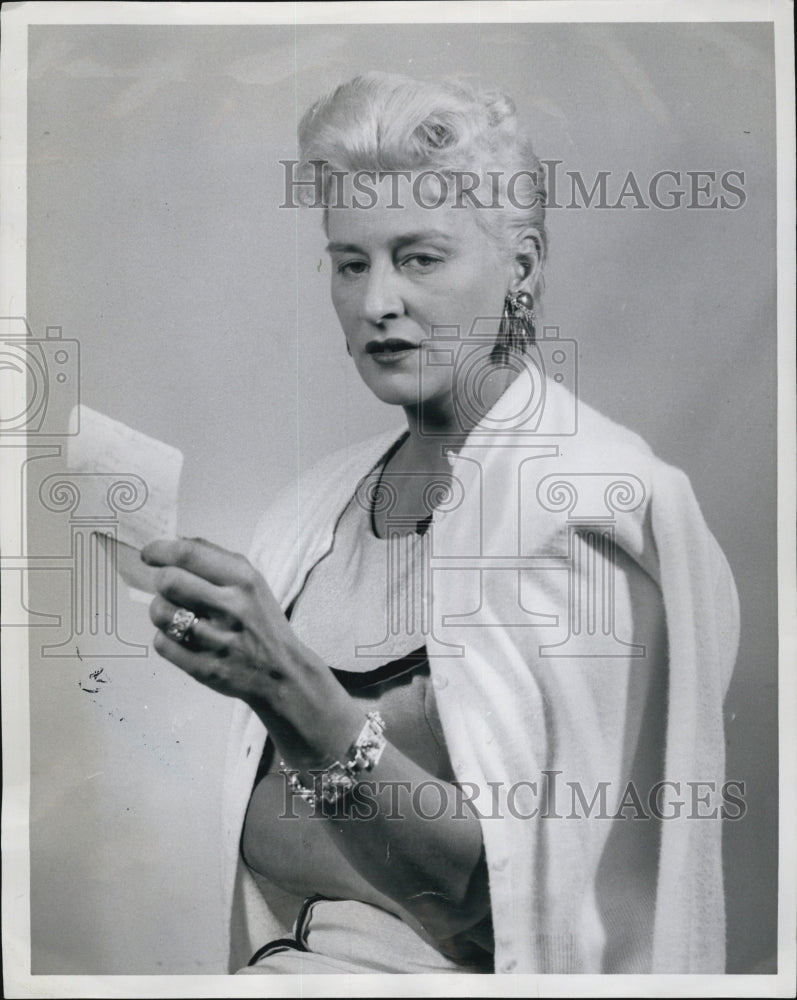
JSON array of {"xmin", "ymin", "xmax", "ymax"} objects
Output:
[
  {"xmin": 144, "ymin": 536, "xmax": 295, "ymax": 704},
  {"xmin": 149, "ymin": 596, "xmax": 241, "ymax": 655},
  {"xmin": 152, "ymin": 631, "xmax": 258, "ymax": 700},
  {"xmin": 142, "ymin": 536, "xmax": 255, "ymax": 588},
  {"xmin": 142, "ymin": 536, "xmax": 264, "ymax": 626},
  {"xmin": 150, "ymin": 564, "xmax": 243, "ymax": 626}
]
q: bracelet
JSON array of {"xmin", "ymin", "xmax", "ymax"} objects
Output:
[{"xmin": 280, "ymin": 711, "xmax": 386, "ymax": 808}]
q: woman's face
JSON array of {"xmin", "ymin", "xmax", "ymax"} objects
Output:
[{"xmin": 327, "ymin": 175, "xmax": 515, "ymax": 420}]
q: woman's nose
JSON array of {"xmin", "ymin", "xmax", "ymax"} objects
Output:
[{"xmin": 360, "ymin": 263, "xmax": 404, "ymax": 325}]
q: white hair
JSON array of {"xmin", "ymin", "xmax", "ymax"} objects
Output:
[{"xmin": 297, "ymin": 72, "xmax": 548, "ymax": 299}]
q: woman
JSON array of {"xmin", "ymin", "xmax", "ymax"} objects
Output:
[{"xmin": 143, "ymin": 73, "xmax": 739, "ymax": 975}]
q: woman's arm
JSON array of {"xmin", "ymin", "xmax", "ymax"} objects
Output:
[
  {"xmin": 144, "ymin": 536, "xmax": 488, "ymax": 945},
  {"xmin": 316, "ymin": 741, "xmax": 490, "ymax": 941}
]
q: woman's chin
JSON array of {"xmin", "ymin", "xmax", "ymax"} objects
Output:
[
  {"xmin": 360, "ymin": 378, "xmax": 457, "ymax": 414},
  {"xmin": 364, "ymin": 383, "xmax": 428, "ymax": 408},
  {"xmin": 354, "ymin": 356, "xmax": 427, "ymax": 408}
]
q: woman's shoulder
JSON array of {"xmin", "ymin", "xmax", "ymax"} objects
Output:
[
  {"xmin": 533, "ymin": 378, "xmax": 720, "ymax": 516},
  {"xmin": 303, "ymin": 426, "xmax": 407, "ymax": 488},
  {"xmin": 486, "ymin": 361, "xmax": 659, "ymax": 474},
  {"xmin": 546, "ymin": 378, "xmax": 656, "ymax": 467},
  {"xmin": 477, "ymin": 375, "xmax": 735, "ymax": 592},
  {"xmin": 552, "ymin": 382, "xmax": 708, "ymax": 510},
  {"xmin": 248, "ymin": 426, "xmax": 404, "ymax": 563},
  {"xmin": 277, "ymin": 425, "xmax": 404, "ymax": 511}
]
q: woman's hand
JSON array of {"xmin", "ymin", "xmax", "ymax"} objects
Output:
[
  {"xmin": 143, "ymin": 536, "xmax": 362, "ymax": 769},
  {"xmin": 144, "ymin": 536, "xmax": 489, "ymax": 945}
]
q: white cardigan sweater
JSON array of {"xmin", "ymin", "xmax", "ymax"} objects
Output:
[{"xmin": 220, "ymin": 371, "xmax": 739, "ymax": 975}]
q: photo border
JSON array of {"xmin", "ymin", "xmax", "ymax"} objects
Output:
[{"xmin": 1, "ymin": 2, "xmax": 794, "ymax": 997}]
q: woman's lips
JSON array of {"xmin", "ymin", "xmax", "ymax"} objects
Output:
[{"xmin": 365, "ymin": 338, "xmax": 420, "ymax": 364}]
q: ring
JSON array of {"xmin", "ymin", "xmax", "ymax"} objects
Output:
[{"xmin": 166, "ymin": 607, "xmax": 199, "ymax": 645}]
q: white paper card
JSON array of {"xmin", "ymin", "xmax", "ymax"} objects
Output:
[
  {"xmin": 67, "ymin": 404, "xmax": 183, "ymax": 550},
  {"xmin": 94, "ymin": 534, "xmax": 161, "ymax": 597}
]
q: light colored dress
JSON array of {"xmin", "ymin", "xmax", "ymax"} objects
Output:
[{"xmin": 239, "ymin": 448, "xmax": 493, "ymax": 974}]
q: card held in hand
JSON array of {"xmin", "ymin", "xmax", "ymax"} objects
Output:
[{"xmin": 67, "ymin": 405, "xmax": 183, "ymax": 596}]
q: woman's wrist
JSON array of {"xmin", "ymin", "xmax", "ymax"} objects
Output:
[
  {"xmin": 281, "ymin": 710, "xmax": 387, "ymax": 809},
  {"xmin": 248, "ymin": 639, "xmax": 366, "ymax": 772}
]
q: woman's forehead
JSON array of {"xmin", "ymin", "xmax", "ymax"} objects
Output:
[{"xmin": 325, "ymin": 180, "xmax": 486, "ymax": 250}]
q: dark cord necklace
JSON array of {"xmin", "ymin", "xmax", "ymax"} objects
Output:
[{"xmin": 369, "ymin": 431, "xmax": 432, "ymax": 537}]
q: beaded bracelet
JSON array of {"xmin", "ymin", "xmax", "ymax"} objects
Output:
[{"xmin": 280, "ymin": 710, "xmax": 386, "ymax": 808}]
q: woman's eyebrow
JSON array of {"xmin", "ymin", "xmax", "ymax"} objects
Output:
[
  {"xmin": 326, "ymin": 241, "xmax": 364, "ymax": 254},
  {"xmin": 391, "ymin": 231, "xmax": 456, "ymax": 250},
  {"xmin": 326, "ymin": 231, "xmax": 456, "ymax": 255}
]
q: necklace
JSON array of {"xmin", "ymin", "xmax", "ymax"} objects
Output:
[
  {"xmin": 369, "ymin": 431, "xmax": 433, "ymax": 538},
  {"xmin": 369, "ymin": 433, "xmax": 463, "ymax": 538}
]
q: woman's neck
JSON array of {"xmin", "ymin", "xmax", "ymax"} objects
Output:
[{"xmin": 399, "ymin": 360, "xmax": 517, "ymax": 470}]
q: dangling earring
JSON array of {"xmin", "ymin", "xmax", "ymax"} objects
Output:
[{"xmin": 492, "ymin": 290, "xmax": 536, "ymax": 362}]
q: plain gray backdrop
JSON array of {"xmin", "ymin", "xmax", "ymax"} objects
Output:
[{"xmin": 23, "ymin": 21, "xmax": 776, "ymax": 974}]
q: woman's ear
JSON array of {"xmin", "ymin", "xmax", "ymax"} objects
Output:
[
  {"xmin": 511, "ymin": 230, "xmax": 543, "ymax": 295},
  {"xmin": 512, "ymin": 254, "xmax": 532, "ymax": 288}
]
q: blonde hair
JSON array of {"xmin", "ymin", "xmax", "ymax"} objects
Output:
[{"xmin": 297, "ymin": 72, "xmax": 548, "ymax": 299}]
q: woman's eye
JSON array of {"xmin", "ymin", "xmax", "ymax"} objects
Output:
[
  {"xmin": 402, "ymin": 254, "xmax": 442, "ymax": 272},
  {"xmin": 336, "ymin": 260, "xmax": 369, "ymax": 277}
]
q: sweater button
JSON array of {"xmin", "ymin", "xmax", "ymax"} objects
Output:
[
  {"xmin": 500, "ymin": 958, "xmax": 517, "ymax": 972},
  {"xmin": 493, "ymin": 856, "xmax": 508, "ymax": 872}
]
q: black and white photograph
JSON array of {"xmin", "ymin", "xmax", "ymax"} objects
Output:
[{"xmin": 1, "ymin": 1, "xmax": 794, "ymax": 995}]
